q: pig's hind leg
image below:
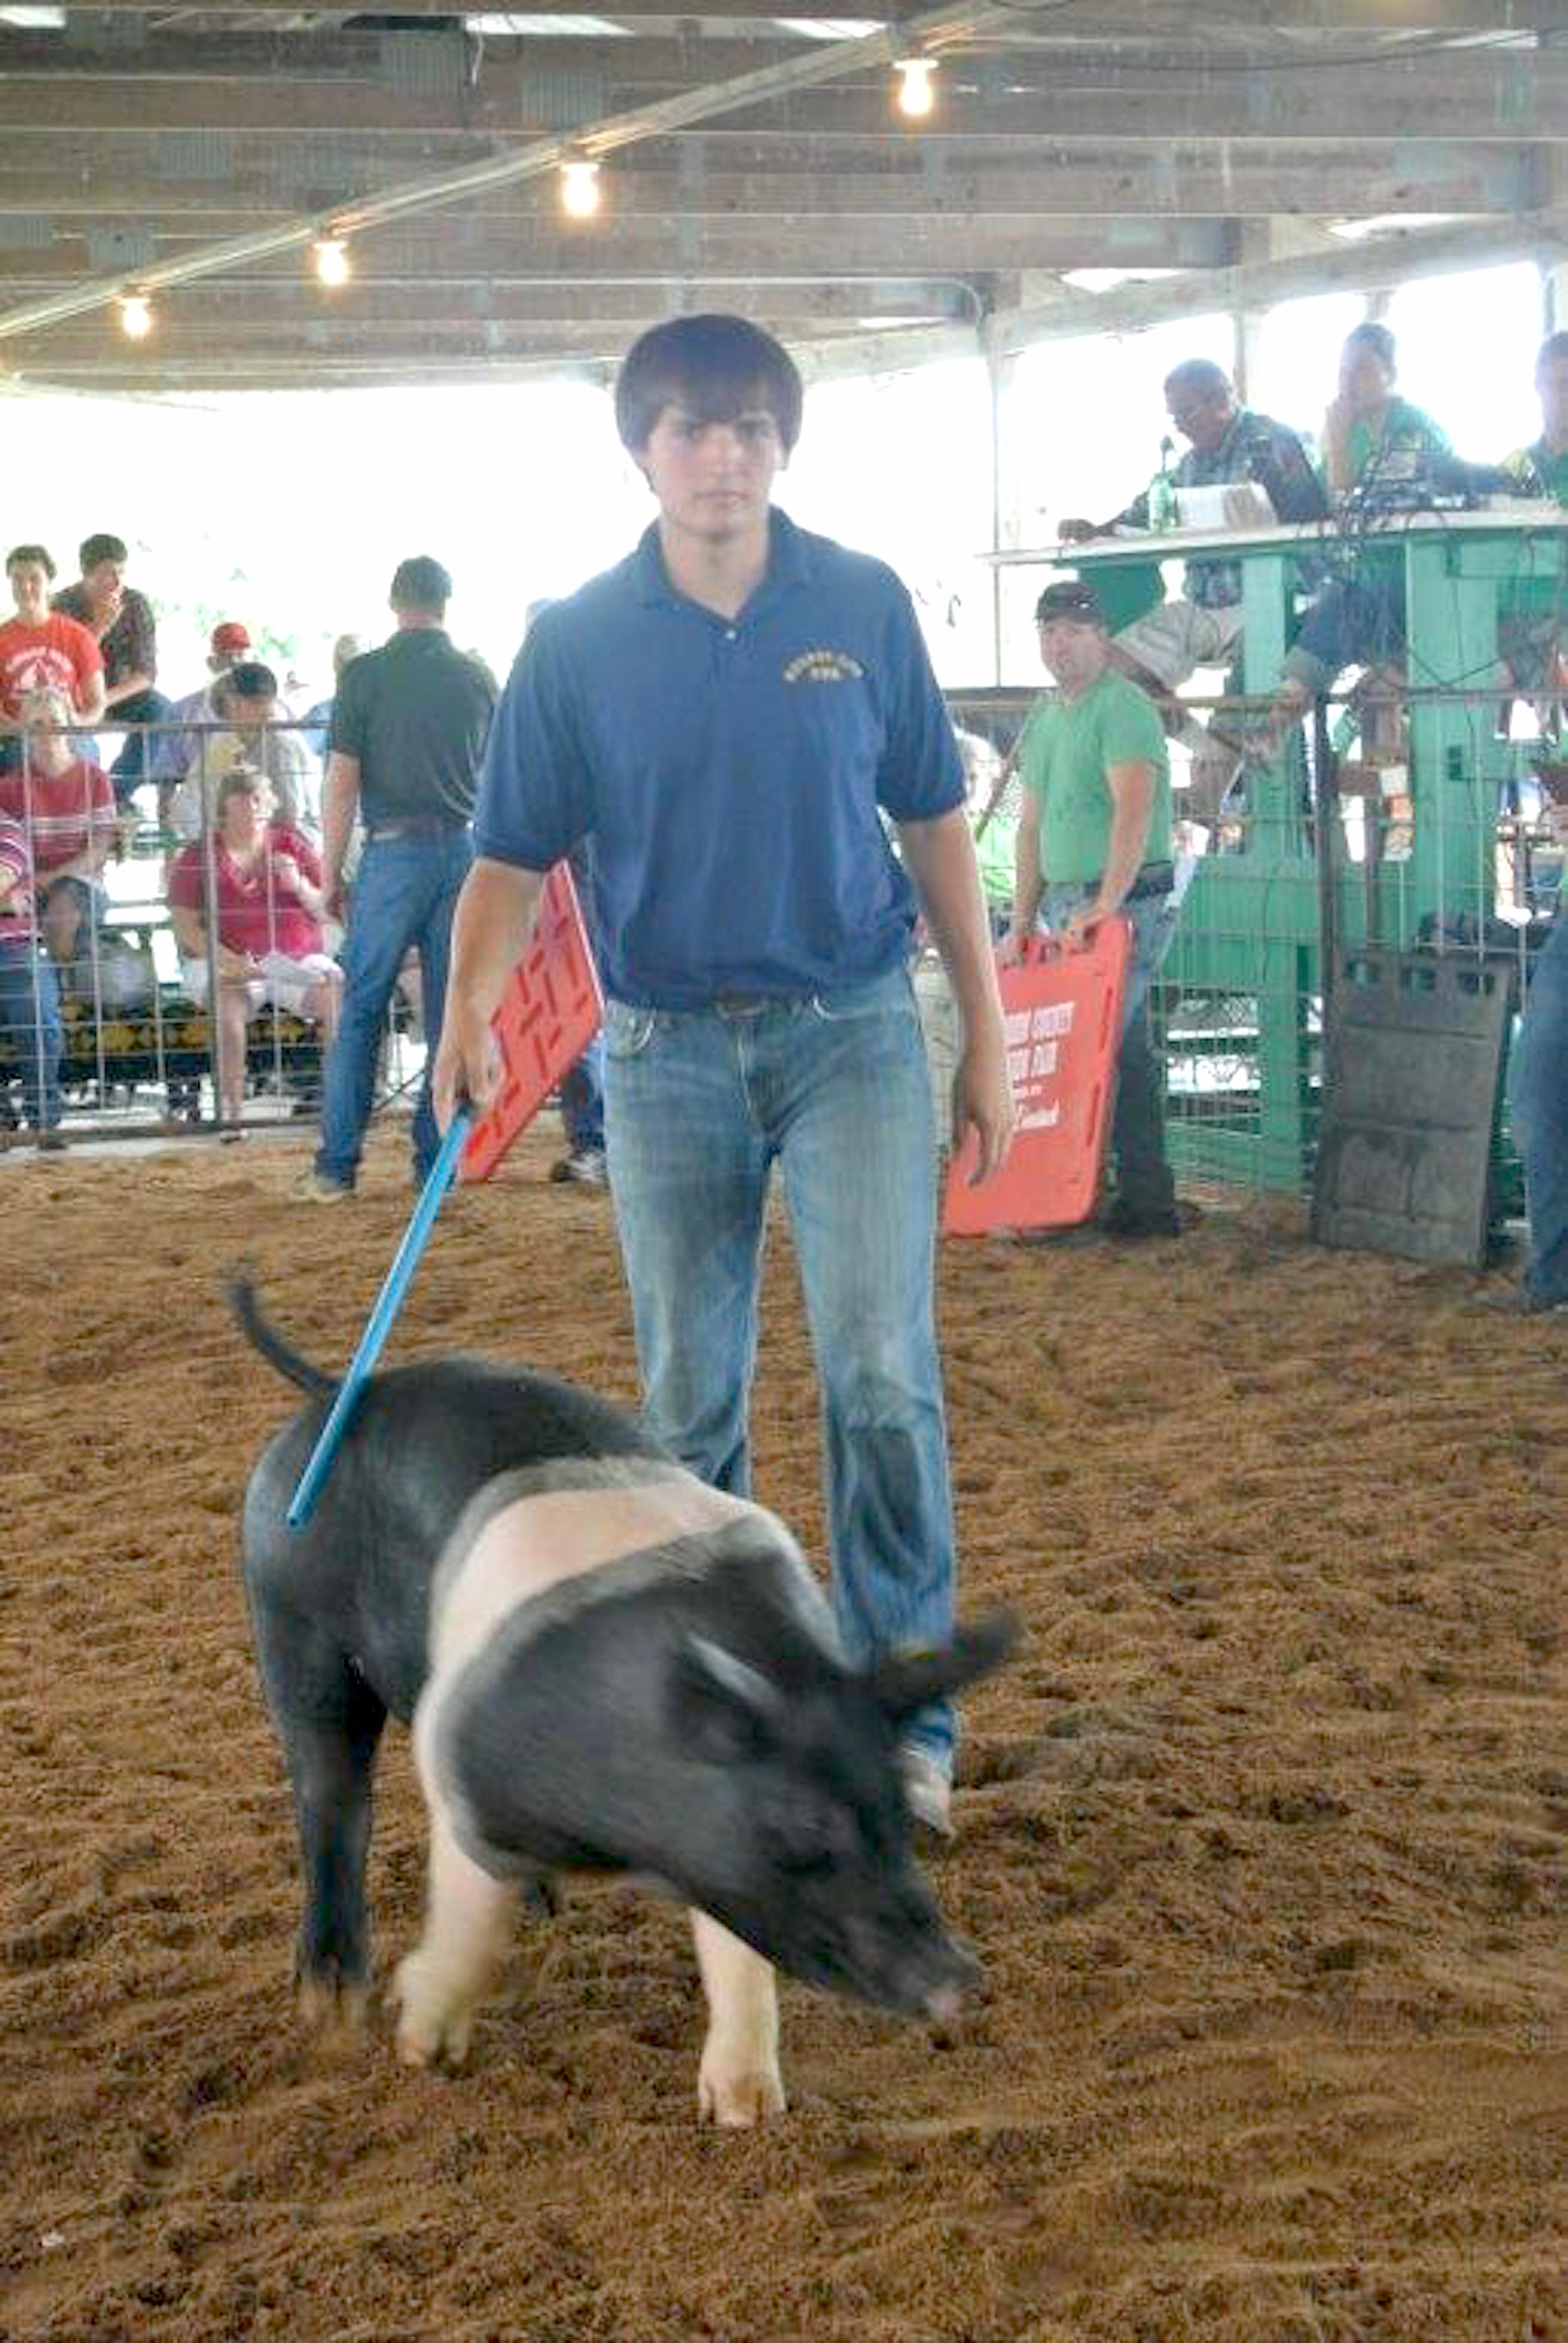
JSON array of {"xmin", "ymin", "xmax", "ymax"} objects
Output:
[
  {"xmin": 389, "ymin": 1807, "xmax": 520, "ymax": 2068},
  {"xmin": 691, "ymin": 1909, "xmax": 785, "ymax": 2127},
  {"xmin": 252, "ymin": 1607, "xmax": 387, "ymax": 2024}
]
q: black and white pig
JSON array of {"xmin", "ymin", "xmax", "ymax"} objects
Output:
[{"xmin": 234, "ymin": 1278, "xmax": 1013, "ymax": 2126}]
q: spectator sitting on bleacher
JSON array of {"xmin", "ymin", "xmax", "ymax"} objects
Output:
[
  {"xmin": 51, "ymin": 533, "xmax": 170, "ymax": 804},
  {"xmin": 1058, "ymin": 359, "xmax": 1327, "ymax": 813},
  {"xmin": 1250, "ymin": 322, "xmax": 1453, "ymax": 765},
  {"xmin": 153, "ymin": 620, "xmax": 266, "ymax": 821},
  {"xmin": 167, "ymin": 767, "xmax": 341, "ymax": 1131},
  {"xmin": 0, "ymin": 544, "xmax": 106, "ymax": 773},
  {"xmin": 166, "ymin": 662, "xmax": 318, "ymax": 842},
  {"xmin": 0, "ymin": 688, "xmax": 119, "ymax": 987},
  {"xmin": 0, "ymin": 808, "xmax": 65, "ymax": 1147}
]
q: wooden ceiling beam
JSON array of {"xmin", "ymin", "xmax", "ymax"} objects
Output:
[
  {"xmin": 0, "ymin": 143, "xmax": 1535, "ymax": 221},
  {"xmin": 0, "ymin": 47, "xmax": 1559, "ymax": 140},
  {"xmin": 40, "ymin": 0, "xmax": 1568, "ymax": 25},
  {"xmin": 0, "ymin": 215, "xmax": 1242, "ymax": 282}
]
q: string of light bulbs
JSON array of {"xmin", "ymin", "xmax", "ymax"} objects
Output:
[{"xmin": 75, "ymin": 2, "xmax": 993, "ymax": 350}]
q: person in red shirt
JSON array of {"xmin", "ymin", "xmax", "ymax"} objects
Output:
[
  {"xmin": 0, "ymin": 688, "xmax": 120, "ymax": 971},
  {"xmin": 0, "ymin": 547, "xmax": 105, "ymax": 769},
  {"xmin": 168, "ymin": 768, "xmax": 341, "ymax": 1131}
]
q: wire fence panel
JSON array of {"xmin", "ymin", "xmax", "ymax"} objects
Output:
[{"xmin": 0, "ymin": 715, "xmax": 420, "ymax": 1151}]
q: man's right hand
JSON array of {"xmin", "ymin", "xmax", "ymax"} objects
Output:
[
  {"xmin": 994, "ymin": 924, "xmax": 1033, "ymax": 968},
  {"xmin": 1056, "ymin": 518, "xmax": 1101, "ymax": 544},
  {"xmin": 433, "ymin": 1000, "xmax": 499, "ymax": 1131}
]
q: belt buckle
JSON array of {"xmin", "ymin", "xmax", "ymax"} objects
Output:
[{"xmin": 713, "ymin": 991, "xmax": 765, "ymax": 1017}]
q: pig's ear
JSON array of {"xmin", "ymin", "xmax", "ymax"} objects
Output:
[
  {"xmin": 867, "ymin": 1608, "xmax": 1019, "ymax": 1722},
  {"xmin": 670, "ymin": 1636, "xmax": 785, "ymax": 1760}
]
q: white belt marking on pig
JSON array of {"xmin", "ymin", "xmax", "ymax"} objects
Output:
[
  {"xmin": 415, "ymin": 1457, "xmax": 835, "ymax": 1883},
  {"xmin": 430, "ymin": 1459, "xmax": 774, "ymax": 1680}
]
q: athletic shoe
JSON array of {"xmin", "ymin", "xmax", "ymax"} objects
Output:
[
  {"xmin": 1470, "ymin": 1284, "xmax": 1568, "ymax": 1318},
  {"xmin": 900, "ymin": 1749, "xmax": 954, "ymax": 1841},
  {"xmin": 294, "ymin": 1169, "xmax": 352, "ymax": 1203},
  {"xmin": 549, "ymin": 1146, "xmax": 608, "ymax": 1186}
]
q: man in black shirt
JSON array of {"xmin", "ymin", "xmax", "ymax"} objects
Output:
[{"xmin": 303, "ymin": 555, "xmax": 495, "ymax": 1199}]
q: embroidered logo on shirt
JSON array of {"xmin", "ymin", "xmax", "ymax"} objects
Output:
[{"xmin": 783, "ymin": 648, "xmax": 864, "ymax": 684}]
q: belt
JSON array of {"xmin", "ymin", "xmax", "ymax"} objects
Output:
[
  {"xmin": 364, "ymin": 818, "xmax": 469, "ymax": 844},
  {"xmin": 709, "ymin": 991, "xmax": 795, "ymax": 1017}
]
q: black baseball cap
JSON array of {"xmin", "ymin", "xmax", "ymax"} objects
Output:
[{"xmin": 1035, "ymin": 578, "xmax": 1106, "ymax": 627}]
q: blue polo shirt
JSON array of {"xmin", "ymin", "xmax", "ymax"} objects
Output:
[{"xmin": 473, "ymin": 510, "xmax": 964, "ymax": 1008}]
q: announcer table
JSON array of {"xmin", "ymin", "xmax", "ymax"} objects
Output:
[{"xmin": 982, "ymin": 507, "xmax": 1567, "ymax": 1189}]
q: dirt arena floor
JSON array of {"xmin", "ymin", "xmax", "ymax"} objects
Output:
[{"xmin": 1, "ymin": 1124, "xmax": 1563, "ymax": 2342}]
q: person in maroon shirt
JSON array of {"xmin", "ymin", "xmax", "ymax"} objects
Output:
[
  {"xmin": 0, "ymin": 688, "xmax": 120, "ymax": 972},
  {"xmin": 168, "ymin": 768, "xmax": 341, "ymax": 1132}
]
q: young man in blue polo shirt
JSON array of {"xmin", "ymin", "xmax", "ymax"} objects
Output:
[{"xmin": 435, "ymin": 315, "xmax": 1012, "ymax": 1835}]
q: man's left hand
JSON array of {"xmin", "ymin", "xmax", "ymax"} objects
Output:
[{"xmin": 952, "ymin": 1034, "xmax": 1015, "ymax": 1186}]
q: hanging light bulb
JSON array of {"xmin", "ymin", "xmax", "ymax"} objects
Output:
[
  {"xmin": 893, "ymin": 55, "xmax": 937, "ymax": 118},
  {"xmin": 559, "ymin": 158, "xmax": 602, "ymax": 219},
  {"xmin": 118, "ymin": 293, "xmax": 153, "ymax": 340},
  {"xmin": 312, "ymin": 235, "xmax": 351, "ymax": 288}
]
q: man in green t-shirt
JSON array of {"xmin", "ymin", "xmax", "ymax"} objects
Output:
[{"xmin": 1000, "ymin": 579, "xmax": 1182, "ymax": 1237}]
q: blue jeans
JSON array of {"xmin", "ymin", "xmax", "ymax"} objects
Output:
[
  {"xmin": 602, "ymin": 964, "xmax": 959, "ymax": 1766},
  {"xmin": 1039, "ymin": 884, "xmax": 1180, "ymax": 1215},
  {"xmin": 0, "ymin": 939, "xmax": 63, "ymax": 1130},
  {"xmin": 108, "ymin": 688, "xmax": 173, "ymax": 798},
  {"xmin": 559, "ymin": 1034, "xmax": 605, "ymax": 1153},
  {"xmin": 317, "ymin": 829, "xmax": 472, "ymax": 1186},
  {"xmin": 1510, "ymin": 911, "xmax": 1568, "ymax": 1308},
  {"xmin": 1284, "ymin": 574, "xmax": 1406, "ymax": 695}
]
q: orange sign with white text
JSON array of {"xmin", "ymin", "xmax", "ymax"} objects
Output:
[{"xmin": 943, "ymin": 921, "xmax": 1129, "ymax": 1236}]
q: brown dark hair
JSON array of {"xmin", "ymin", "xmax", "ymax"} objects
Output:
[{"xmin": 614, "ymin": 314, "xmax": 804, "ymax": 455}]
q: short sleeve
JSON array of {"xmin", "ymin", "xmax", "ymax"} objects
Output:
[
  {"xmin": 1016, "ymin": 700, "xmax": 1052, "ymax": 800},
  {"xmin": 326, "ymin": 659, "xmax": 368, "ymax": 760},
  {"xmin": 873, "ymin": 576, "xmax": 964, "ymax": 822},
  {"xmin": 471, "ymin": 612, "xmax": 595, "ymax": 871},
  {"xmin": 71, "ymin": 620, "xmax": 103, "ymax": 686},
  {"xmin": 167, "ymin": 845, "xmax": 203, "ymax": 915},
  {"xmin": 1101, "ymin": 685, "xmax": 1167, "ymax": 771}
]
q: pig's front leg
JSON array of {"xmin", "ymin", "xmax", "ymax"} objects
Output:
[
  {"xmin": 389, "ymin": 1809, "xmax": 520, "ymax": 2069},
  {"xmin": 690, "ymin": 1908, "xmax": 785, "ymax": 2127}
]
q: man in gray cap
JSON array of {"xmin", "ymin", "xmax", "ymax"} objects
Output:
[{"xmin": 1000, "ymin": 578, "xmax": 1182, "ymax": 1237}]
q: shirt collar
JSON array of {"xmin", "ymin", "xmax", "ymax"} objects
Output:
[{"xmin": 632, "ymin": 507, "xmax": 813, "ymax": 612}]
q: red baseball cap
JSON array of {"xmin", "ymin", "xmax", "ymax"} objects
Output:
[{"xmin": 210, "ymin": 620, "xmax": 252, "ymax": 655}]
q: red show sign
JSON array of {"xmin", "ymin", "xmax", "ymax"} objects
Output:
[
  {"xmin": 943, "ymin": 920, "xmax": 1130, "ymax": 1236},
  {"xmin": 460, "ymin": 861, "xmax": 604, "ymax": 1184}
]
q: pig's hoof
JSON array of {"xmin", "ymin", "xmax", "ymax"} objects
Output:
[
  {"xmin": 387, "ymin": 1954, "xmax": 475, "ymax": 2069},
  {"xmin": 697, "ymin": 2051, "xmax": 787, "ymax": 2129}
]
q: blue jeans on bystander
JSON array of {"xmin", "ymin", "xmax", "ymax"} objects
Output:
[
  {"xmin": 1509, "ymin": 909, "xmax": 1568, "ymax": 1309},
  {"xmin": 0, "ymin": 939, "xmax": 63, "ymax": 1131},
  {"xmin": 602, "ymin": 963, "xmax": 959, "ymax": 1768},
  {"xmin": 316, "ymin": 829, "xmax": 472, "ymax": 1188},
  {"xmin": 1039, "ymin": 881, "xmax": 1180, "ymax": 1219}
]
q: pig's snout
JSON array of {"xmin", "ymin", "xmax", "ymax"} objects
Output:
[{"xmin": 840, "ymin": 1904, "xmax": 978, "ymax": 2021}]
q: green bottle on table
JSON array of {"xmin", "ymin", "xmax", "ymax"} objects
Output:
[{"xmin": 1146, "ymin": 435, "xmax": 1179, "ymax": 533}]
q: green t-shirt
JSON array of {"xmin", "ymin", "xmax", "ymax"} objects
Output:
[
  {"xmin": 1499, "ymin": 438, "xmax": 1568, "ymax": 624},
  {"xmin": 1346, "ymin": 396, "xmax": 1450, "ymax": 491},
  {"xmin": 971, "ymin": 787, "xmax": 1018, "ymax": 908},
  {"xmin": 1018, "ymin": 669, "xmax": 1172, "ymax": 887}
]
